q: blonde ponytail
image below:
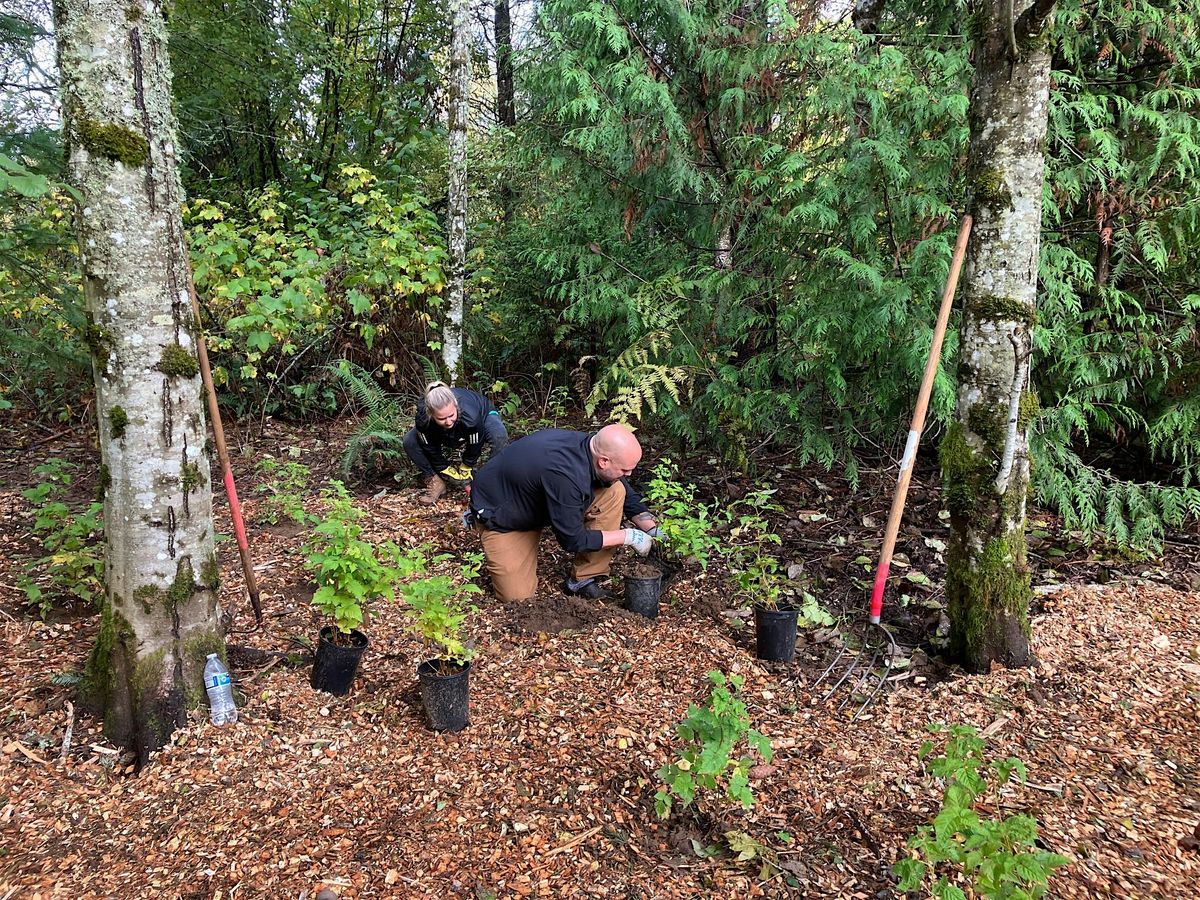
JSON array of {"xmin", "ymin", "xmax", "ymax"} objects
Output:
[{"xmin": 424, "ymin": 381, "xmax": 457, "ymax": 413}]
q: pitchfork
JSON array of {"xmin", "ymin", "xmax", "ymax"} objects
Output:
[{"xmin": 815, "ymin": 215, "xmax": 973, "ymax": 720}]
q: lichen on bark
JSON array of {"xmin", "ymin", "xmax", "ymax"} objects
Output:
[{"xmin": 108, "ymin": 405, "xmax": 129, "ymax": 438}]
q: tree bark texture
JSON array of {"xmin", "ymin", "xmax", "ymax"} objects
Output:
[
  {"xmin": 494, "ymin": 0, "xmax": 516, "ymax": 218},
  {"xmin": 54, "ymin": 0, "xmax": 223, "ymax": 762},
  {"xmin": 942, "ymin": 0, "xmax": 1054, "ymax": 672},
  {"xmin": 494, "ymin": 0, "xmax": 516, "ymax": 129},
  {"xmin": 443, "ymin": 0, "xmax": 470, "ymax": 382}
]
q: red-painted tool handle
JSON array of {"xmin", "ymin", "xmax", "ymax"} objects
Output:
[
  {"xmin": 869, "ymin": 562, "xmax": 889, "ymax": 624},
  {"xmin": 224, "ymin": 469, "xmax": 250, "ymax": 552}
]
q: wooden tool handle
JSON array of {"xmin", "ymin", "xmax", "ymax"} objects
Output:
[{"xmin": 869, "ymin": 215, "xmax": 972, "ymax": 623}]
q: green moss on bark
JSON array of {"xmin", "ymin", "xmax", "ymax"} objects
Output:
[
  {"xmin": 971, "ymin": 294, "xmax": 1037, "ymax": 327},
  {"xmin": 200, "ymin": 553, "xmax": 220, "ymax": 591},
  {"xmin": 181, "ymin": 461, "xmax": 205, "ymax": 492},
  {"xmin": 157, "ymin": 344, "xmax": 199, "ymax": 379},
  {"xmin": 1017, "ymin": 391, "xmax": 1041, "ymax": 430},
  {"xmin": 939, "ymin": 421, "xmax": 993, "ymax": 522},
  {"xmin": 130, "ymin": 647, "xmax": 168, "ymax": 707},
  {"xmin": 973, "ymin": 168, "xmax": 1013, "ymax": 210},
  {"xmin": 108, "ymin": 406, "xmax": 129, "ymax": 439},
  {"xmin": 945, "ymin": 531, "xmax": 1033, "ymax": 663},
  {"xmin": 82, "ymin": 603, "xmax": 133, "ymax": 714},
  {"xmin": 168, "ymin": 558, "xmax": 197, "ymax": 609},
  {"xmin": 133, "ymin": 584, "xmax": 160, "ymax": 614},
  {"xmin": 83, "ymin": 320, "xmax": 112, "ymax": 370},
  {"xmin": 78, "ymin": 119, "xmax": 149, "ymax": 168},
  {"xmin": 967, "ymin": 405, "xmax": 1006, "ymax": 454}
]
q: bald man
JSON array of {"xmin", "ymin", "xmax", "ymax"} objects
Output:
[{"xmin": 466, "ymin": 425, "xmax": 659, "ymax": 601}]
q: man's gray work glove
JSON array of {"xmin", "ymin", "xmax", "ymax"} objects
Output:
[{"xmin": 623, "ymin": 528, "xmax": 654, "ymax": 556}]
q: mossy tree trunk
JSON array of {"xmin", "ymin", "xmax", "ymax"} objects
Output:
[
  {"xmin": 55, "ymin": 0, "xmax": 224, "ymax": 762},
  {"xmin": 443, "ymin": 0, "xmax": 470, "ymax": 383},
  {"xmin": 942, "ymin": 0, "xmax": 1056, "ymax": 672}
]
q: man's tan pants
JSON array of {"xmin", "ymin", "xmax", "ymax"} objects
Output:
[{"xmin": 476, "ymin": 481, "xmax": 625, "ymax": 601}]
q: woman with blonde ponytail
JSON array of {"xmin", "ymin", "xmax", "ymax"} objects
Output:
[{"xmin": 403, "ymin": 381, "xmax": 509, "ymax": 504}]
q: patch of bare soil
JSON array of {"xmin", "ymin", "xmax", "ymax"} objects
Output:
[
  {"xmin": 501, "ymin": 593, "xmax": 640, "ymax": 635},
  {"xmin": 0, "ymin": 419, "xmax": 1197, "ymax": 899}
]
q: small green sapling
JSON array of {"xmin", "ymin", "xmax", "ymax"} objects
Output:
[{"xmin": 655, "ymin": 671, "xmax": 773, "ymax": 818}]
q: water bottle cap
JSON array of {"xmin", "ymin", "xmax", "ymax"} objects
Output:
[{"xmin": 206, "ymin": 653, "xmax": 218, "ymax": 659}]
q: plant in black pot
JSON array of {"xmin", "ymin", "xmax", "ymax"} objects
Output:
[
  {"xmin": 725, "ymin": 490, "xmax": 831, "ymax": 662},
  {"xmin": 402, "ymin": 556, "xmax": 482, "ymax": 732},
  {"xmin": 302, "ymin": 482, "xmax": 417, "ymax": 696},
  {"xmin": 628, "ymin": 459, "xmax": 723, "ymax": 617}
]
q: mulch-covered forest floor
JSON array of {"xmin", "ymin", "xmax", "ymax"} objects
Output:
[{"xmin": 1, "ymin": 416, "xmax": 1198, "ymax": 899}]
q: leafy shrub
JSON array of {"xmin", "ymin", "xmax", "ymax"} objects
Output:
[
  {"xmin": 253, "ymin": 455, "xmax": 310, "ymax": 525},
  {"xmin": 19, "ymin": 460, "xmax": 105, "ymax": 616},
  {"xmin": 641, "ymin": 458, "xmax": 721, "ymax": 570},
  {"xmin": 655, "ymin": 671, "xmax": 773, "ymax": 818},
  {"xmin": 301, "ymin": 481, "xmax": 423, "ymax": 635},
  {"xmin": 402, "ymin": 552, "xmax": 483, "ymax": 671},
  {"xmin": 187, "ymin": 165, "xmax": 447, "ymax": 419},
  {"xmin": 894, "ymin": 725, "xmax": 1070, "ymax": 900},
  {"xmin": 0, "ymin": 192, "xmax": 90, "ymax": 419}
]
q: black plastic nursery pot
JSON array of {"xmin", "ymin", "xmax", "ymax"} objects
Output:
[
  {"xmin": 754, "ymin": 605, "xmax": 799, "ymax": 662},
  {"xmin": 646, "ymin": 553, "xmax": 682, "ymax": 594},
  {"xmin": 624, "ymin": 571, "xmax": 663, "ymax": 618},
  {"xmin": 417, "ymin": 659, "xmax": 471, "ymax": 732},
  {"xmin": 311, "ymin": 626, "xmax": 368, "ymax": 696}
]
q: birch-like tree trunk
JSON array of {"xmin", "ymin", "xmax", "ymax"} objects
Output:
[
  {"xmin": 443, "ymin": 0, "xmax": 471, "ymax": 382},
  {"xmin": 942, "ymin": 0, "xmax": 1056, "ymax": 672},
  {"xmin": 55, "ymin": 0, "xmax": 223, "ymax": 761}
]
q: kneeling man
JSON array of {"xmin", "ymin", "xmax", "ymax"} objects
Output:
[{"xmin": 467, "ymin": 424, "xmax": 659, "ymax": 601}]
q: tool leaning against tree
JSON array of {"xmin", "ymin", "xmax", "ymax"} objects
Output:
[{"xmin": 815, "ymin": 215, "xmax": 973, "ymax": 720}]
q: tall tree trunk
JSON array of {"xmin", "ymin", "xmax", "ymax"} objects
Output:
[
  {"xmin": 494, "ymin": 0, "xmax": 515, "ymax": 129},
  {"xmin": 443, "ymin": 0, "xmax": 470, "ymax": 382},
  {"xmin": 494, "ymin": 0, "xmax": 516, "ymax": 218},
  {"xmin": 55, "ymin": 0, "xmax": 224, "ymax": 762},
  {"xmin": 942, "ymin": 0, "xmax": 1055, "ymax": 672}
]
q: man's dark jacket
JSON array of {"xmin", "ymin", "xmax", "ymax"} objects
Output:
[{"xmin": 469, "ymin": 429, "xmax": 648, "ymax": 554}]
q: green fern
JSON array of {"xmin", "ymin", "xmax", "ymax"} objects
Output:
[
  {"xmin": 328, "ymin": 361, "xmax": 411, "ymax": 477},
  {"xmin": 584, "ymin": 275, "xmax": 697, "ymax": 424}
]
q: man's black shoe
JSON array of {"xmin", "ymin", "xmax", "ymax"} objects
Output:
[{"xmin": 562, "ymin": 578, "xmax": 611, "ymax": 601}]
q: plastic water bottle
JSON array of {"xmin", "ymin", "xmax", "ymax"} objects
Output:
[{"xmin": 204, "ymin": 653, "xmax": 238, "ymax": 725}]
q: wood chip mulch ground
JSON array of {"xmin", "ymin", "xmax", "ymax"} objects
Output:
[{"xmin": 0, "ymin": 421, "xmax": 1197, "ymax": 899}]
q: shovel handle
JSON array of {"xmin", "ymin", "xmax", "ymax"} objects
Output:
[
  {"xmin": 870, "ymin": 215, "xmax": 972, "ymax": 623},
  {"xmin": 186, "ymin": 270, "xmax": 263, "ymax": 625}
]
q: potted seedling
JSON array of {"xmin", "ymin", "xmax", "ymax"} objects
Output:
[
  {"xmin": 302, "ymin": 482, "xmax": 418, "ymax": 695},
  {"xmin": 726, "ymin": 490, "xmax": 832, "ymax": 662},
  {"xmin": 403, "ymin": 555, "xmax": 482, "ymax": 732},
  {"xmin": 629, "ymin": 459, "xmax": 723, "ymax": 617}
]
